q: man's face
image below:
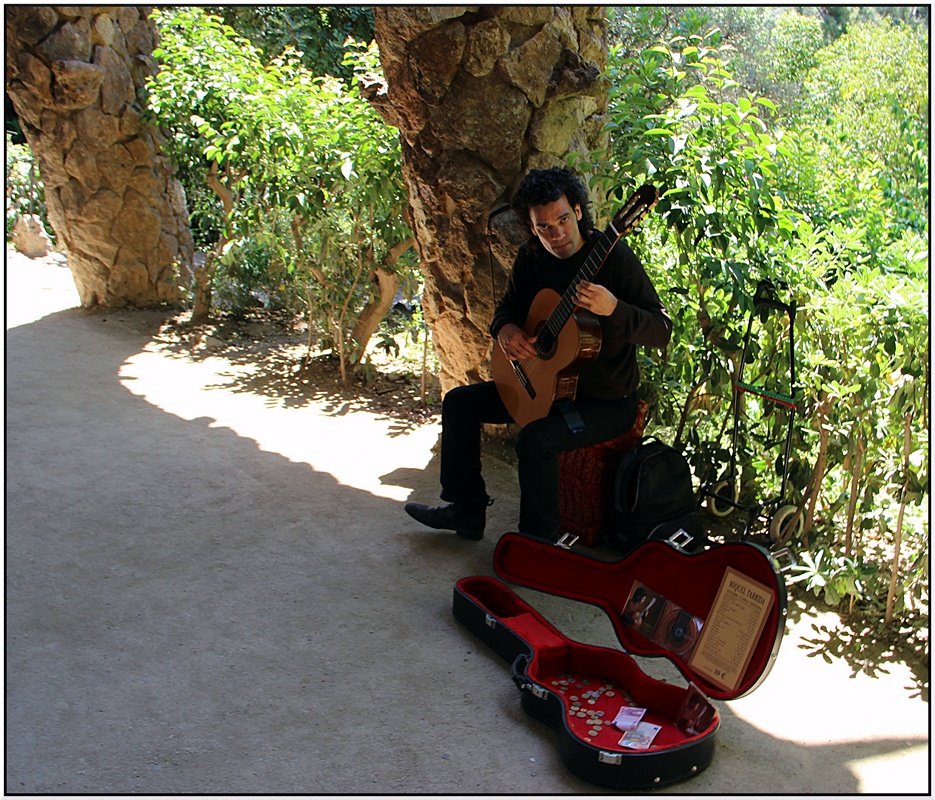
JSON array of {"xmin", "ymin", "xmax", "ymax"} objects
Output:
[{"xmin": 528, "ymin": 194, "xmax": 584, "ymax": 259}]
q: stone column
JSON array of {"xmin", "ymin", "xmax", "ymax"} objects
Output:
[
  {"xmin": 370, "ymin": 6, "xmax": 609, "ymax": 391},
  {"xmin": 5, "ymin": 6, "xmax": 193, "ymax": 307}
]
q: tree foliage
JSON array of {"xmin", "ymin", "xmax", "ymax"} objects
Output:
[
  {"xmin": 588, "ymin": 9, "xmax": 928, "ymax": 626},
  {"xmin": 792, "ymin": 17, "xmax": 929, "ymax": 238},
  {"xmin": 203, "ymin": 6, "xmax": 374, "ymax": 82},
  {"xmin": 145, "ymin": 7, "xmax": 412, "ymax": 379},
  {"xmin": 5, "ymin": 133, "xmax": 51, "ymax": 242}
]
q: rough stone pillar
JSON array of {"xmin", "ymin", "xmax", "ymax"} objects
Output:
[
  {"xmin": 5, "ymin": 6, "xmax": 193, "ymax": 308},
  {"xmin": 370, "ymin": 6, "xmax": 609, "ymax": 391}
]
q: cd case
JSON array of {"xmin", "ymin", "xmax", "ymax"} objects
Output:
[{"xmin": 622, "ymin": 581, "xmax": 705, "ymax": 657}]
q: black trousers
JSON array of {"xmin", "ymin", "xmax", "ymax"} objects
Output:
[{"xmin": 439, "ymin": 380, "xmax": 639, "ymax": 537}]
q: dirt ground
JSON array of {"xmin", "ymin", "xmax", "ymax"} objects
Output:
[{"xmin": 4, "ymin": 247, "xmax": 930, "ymax": 795}]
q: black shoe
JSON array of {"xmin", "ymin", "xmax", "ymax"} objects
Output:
[{"xmin": 404, "ymin": 500, "xmax": 490, "ymax": 540}]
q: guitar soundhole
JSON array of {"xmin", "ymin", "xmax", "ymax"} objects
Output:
[{"xmin": 535, "ymin": 322, "xmax": 557, "ymax": 360}]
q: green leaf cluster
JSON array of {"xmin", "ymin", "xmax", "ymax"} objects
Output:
[
  {"xmin": 5, "ymin": 133, "xmax": 52, "ymax": 243},
  {"xmin": 145, "ymin": 7, "xmax": 412, "ymax": 369},
  {"xmin": 789, "ymin": 548, "xmax": 880, "ymax": 608},
  {"xmin": 203, "ymin": 6, "xmax": 374, "ymax": 83},
  {"xmin": 594, "ymin": 10, "xmax": 928, "ymax": 624}
]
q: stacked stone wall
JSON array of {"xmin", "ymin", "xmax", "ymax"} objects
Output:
[
  {"xmin": 371, "ymin": 6, "xmax": 609, "ymax": 390},
  {"xmin": 5, "ymin": 6, "xmax": 192, "ymax": 307}
]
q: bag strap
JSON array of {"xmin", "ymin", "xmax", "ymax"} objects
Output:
[{"xmin": 555, "ymin": 398, "xmax": 586, "ymax": 434}]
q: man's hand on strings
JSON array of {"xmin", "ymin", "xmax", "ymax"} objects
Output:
[
  {"xmin": 497, "ymin": 323, "xmax": 538, "ymax": 361},
  {"xmin": 575, "ymin": 281, "xmax": 618, "ymax": 316}
]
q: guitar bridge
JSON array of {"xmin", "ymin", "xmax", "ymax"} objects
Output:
[{"xmin": 511, "ymin": 361, "xmax": 537, "ymax": 400}]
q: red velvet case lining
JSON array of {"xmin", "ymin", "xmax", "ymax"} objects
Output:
[
  {"xmin": 457, "ymin": 575, "xmax": 718, "ymax": 751},
  {"xmin": 493, "ymin": 535, "xmax": 784, "ymax": 701}
]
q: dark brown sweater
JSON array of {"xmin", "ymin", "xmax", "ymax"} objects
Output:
[{"xmin": 489, "ymin": 230, "xmax": 672, "ymax": 400}]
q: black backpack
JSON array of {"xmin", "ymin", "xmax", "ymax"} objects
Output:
[{"xmin": 609, "ymin": 436, "xmax": 706, "ymax": 554}]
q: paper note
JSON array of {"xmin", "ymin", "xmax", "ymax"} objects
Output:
[
  {"xmin": 612, "ymin": 706, "xmax": 646, "ymax": 731},
  {"xmin": 618, "ymin": 721, "xmax": 662, "ymax": 750}
]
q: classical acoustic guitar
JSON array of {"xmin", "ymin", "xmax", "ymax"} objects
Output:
[{"xmin": 492, "ymin": 184, "xmax": 658, "ymax": 427}]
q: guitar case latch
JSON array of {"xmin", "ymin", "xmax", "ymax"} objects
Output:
[
  {"xmin": 667, "ymin": 528, "xmax": 694, "ymax": 550},
  {"xmin": 556, "ymin": 533, "xmax": 579, "ymax": 550}
]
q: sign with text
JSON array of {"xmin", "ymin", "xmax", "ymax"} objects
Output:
[{"xmin": 688, "ymin": 567, "xmax": 774, "ymax": 692}]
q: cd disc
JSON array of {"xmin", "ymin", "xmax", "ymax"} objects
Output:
[{"xmin": 660, "ymin": 607, "xmax": 700, "ymax": 655}]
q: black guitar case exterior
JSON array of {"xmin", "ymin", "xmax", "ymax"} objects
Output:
[{"xmin": 453, "ymin": 533, "xmax": 787, "ymax": 790}]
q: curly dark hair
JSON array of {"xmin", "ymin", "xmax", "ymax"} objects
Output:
[{"xmin": 510, "ymin": 166, "xmax": 594, "ymax": 235}]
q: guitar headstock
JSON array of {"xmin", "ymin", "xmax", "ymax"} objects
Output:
[{"xmin": 611, "ymin": 184, "xmax": 658, "ymax": 235}]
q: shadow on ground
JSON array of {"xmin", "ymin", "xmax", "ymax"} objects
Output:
[
  {"xmin": 144, "ymin": 309, "xmax": 439, "ymax": 437},
  {"xmin": 5, "ymin": 303, "xmax": 928, "ymax": 793},
  {"xmin": 794, "ymin": 610, "xmax": 929, "ymax": 701}
]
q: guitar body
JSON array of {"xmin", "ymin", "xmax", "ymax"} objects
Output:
[{"xmin": 491, "ymin": 288, "xmax": 602, "ymax": 427}]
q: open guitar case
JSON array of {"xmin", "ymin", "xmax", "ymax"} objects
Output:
[{"xmin": 453, "ymin": 532, "xmax": 787, "ymax": 790}]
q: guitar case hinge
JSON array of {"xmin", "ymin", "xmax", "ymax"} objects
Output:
[{"xmin": 529, "ymin": 683, "xmax": 549, "ymax": 700}]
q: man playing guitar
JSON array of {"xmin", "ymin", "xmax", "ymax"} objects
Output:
[{"xmin": 405, "ymin": 166, "xmax": 672, "ymax": 541}]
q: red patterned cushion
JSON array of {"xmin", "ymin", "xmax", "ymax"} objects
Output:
[{"xmin": 558, "ymin": 400, "xmax": 648, "ymax": 546}]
